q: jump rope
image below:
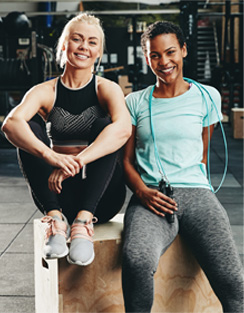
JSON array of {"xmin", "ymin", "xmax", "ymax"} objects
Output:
[{"xmin": 149, "ymin": 77, "xmax": 228, "ymax": 195}]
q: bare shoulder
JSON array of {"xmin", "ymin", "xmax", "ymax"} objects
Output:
[
  {"xmin": 29, "ymin": 78, "xmax": 57, "ymax": 100},
  {"xmin": 25, "ymin": 78, "xmax": 57, "ymax": 108},
  {"xmin": 19, "ymin": 78, "xmax": 58, "ymax": 119},
  {"xmin": 96, "ymin": 76, "xmax": 123, "ymax": 97},
  {"xmin": 96, "ymin": 76, "xmax": 128, "ymax": 117}
]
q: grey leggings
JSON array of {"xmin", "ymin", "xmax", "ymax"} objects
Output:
[{"xmin": 122, "ymin": 188, "xmax": 244, "ymax": 313}]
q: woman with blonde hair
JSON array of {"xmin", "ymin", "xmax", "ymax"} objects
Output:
[{"xmin": 2, "ymin": 13, "xmax": 131, "ymax": 266}]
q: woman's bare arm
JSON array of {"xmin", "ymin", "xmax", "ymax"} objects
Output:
[
  {"xmin": 202, "ymin": 124, "xmax": 215, "ymax": 165},
  {"xmin": 1, "ymin": 81, "xmax": 80, "ymax": 176}
]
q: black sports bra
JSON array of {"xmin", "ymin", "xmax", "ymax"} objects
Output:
[{"xmin": 47, "ymin": 75, "xmax": 107, "ymax": 146}]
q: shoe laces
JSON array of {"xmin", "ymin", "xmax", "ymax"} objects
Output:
[
  {"xmin": 71, "ymin": 217, "xmax": 98, "ymax": 242},
  {"xmin": 41, "ymin": 216, "xmax": 67, "ymax": 240}
]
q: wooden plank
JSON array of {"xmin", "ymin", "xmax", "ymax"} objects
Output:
[{"xmin": 34, "ymin": 219, "xmax": 59, "ymax": 313}]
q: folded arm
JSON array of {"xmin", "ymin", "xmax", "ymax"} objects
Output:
[{"xmin": 1, "ymin": 82, "xmax": 80, "ymax": 176}]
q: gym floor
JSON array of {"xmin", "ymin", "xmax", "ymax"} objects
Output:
[{"xmin": 0, "ymin": 123, "xmax": 243, "ymax": 313}]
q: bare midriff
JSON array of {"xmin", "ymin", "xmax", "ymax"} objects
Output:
[{"xmin": 53, "ymin": 145, "xmax": 88, "ymax": 155}]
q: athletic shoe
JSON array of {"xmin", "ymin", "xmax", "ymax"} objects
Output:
[
  {"xmin": 41, "ymin": 214, "xmax": 70, "ymax": 259},
  {"xmin": 67, "ymin": 217, "xmax": 98, "ymax": 266}
]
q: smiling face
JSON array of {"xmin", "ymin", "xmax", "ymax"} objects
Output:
[
  {"xmin": 63, "ymin": 22, "xmax": 102, "ymax": 70},
  {"xmin": 145, "ymin": 33, "xmax": 187, "ymax": 85}
]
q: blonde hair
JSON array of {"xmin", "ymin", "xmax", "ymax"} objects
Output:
[{"xmin": 56, "ymin": 13, "xmax": 104, "ymax": 69}]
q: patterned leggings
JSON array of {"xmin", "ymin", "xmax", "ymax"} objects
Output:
[
  {"xmin": 122, "ymin": 188, "xmax": 244, "ymax": 313},
  {"xmin": 18, "ymin": 117, "xmax": 126, "ymax": 224}
]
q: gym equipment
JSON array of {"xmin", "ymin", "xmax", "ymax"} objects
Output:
[{"xmin": 3, "ymin": 11, "xmax": 30, "ymax": 36}]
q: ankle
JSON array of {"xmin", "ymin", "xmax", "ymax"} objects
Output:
[
  {"xmin": 47, "ymin": 210, "xmax": 62, "ymax": 219},
  {"xmin": 76, "ymin": 210, "xmax": 93, "ymax": 223}
]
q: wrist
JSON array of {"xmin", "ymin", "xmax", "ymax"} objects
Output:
[
  {"xmin": 76, "ymin": 155, "xmax": 85, "ymax": 168},
  {"xmin": 135, "ymin": 184, "xmax": 148, "ymax": 198},
  {"xmin": 41, "ymin": 147, "xmax": 55, "ymax": 161}
]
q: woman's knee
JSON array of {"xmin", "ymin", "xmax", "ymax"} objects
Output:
[
  {"xmin": 123, "ymin": 243, "xmax": 159, "ymax": 278},
  {"xmin": 122, "ymin": 248, "xmax": 155, "ymax": 312}
]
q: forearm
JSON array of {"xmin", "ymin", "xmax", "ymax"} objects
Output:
[
  {"xmin": 202, "ymin": 125, "xmax": 215, "ymax": 165},
  {"xmin": 77, "ymin": 122, "xmax": 131, "ymax": 165},
  {"xmin": 2, "ymin": 117, "xmax": 52, "ymax": 159},
  {"xmin": 124, "ymin": 160, "xmax": 148, "ymax": 197}
]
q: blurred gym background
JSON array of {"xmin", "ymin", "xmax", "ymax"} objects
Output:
[
  {"xmin": 0, "ymin": 0, "xmax": 243, "ymax": 144},
  {"xmin": 0, "ymin": 2, "xmax": 243, "ymax": 312}
]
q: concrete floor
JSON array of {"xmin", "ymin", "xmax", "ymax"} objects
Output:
[{"xmin": 0, "ymin": 124, "xmax": 243, "ymax": 313}]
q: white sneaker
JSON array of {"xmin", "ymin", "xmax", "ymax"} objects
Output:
[
  {"xmin": 41, "ymin": 214, "xmax": 70, "ymax": 259},
  {"xmin": 67, "ymin": 217, "xmax": 98, "ymax": 266}
]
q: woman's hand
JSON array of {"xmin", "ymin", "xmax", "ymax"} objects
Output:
[
  {"xmin": 136, "ymin": 186, "xmax": 178, "ymax": 218},
  {"xmin": 48, "ymin": 153, "xmax": 84, "ymax": 193},
  {"xmin": 43, "ymin": 150, "xmax": 81, "ymax": 177},
  {"xmin": 48, "ymin": 169, "xmax": 71, "ymax": 194}
]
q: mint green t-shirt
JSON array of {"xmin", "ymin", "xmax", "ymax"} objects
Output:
[{"xmin": 125, "ymin": 83, "xmax": 223, "ymax": 189}]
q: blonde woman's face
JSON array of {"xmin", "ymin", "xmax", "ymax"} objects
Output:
[{"xmin": 63, "ymin": 22, "xmax": 102, "ymax": 70}]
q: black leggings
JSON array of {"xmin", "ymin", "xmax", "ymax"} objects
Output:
[{"xmin": 18, "ymin": 117, "xmax": 126, "ymax": 224}]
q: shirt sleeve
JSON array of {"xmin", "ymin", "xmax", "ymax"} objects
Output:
[
  {"xmin": 125, "ymin": 93, "xmax": 137, "ymax": 126},
  {"xmin": 203, "ymin": 86, "xmax": 223, "ymax": 126}
]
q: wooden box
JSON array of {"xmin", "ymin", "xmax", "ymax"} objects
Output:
[
  {"xmin": 34, "ymin": 214, "xmax": 222, "ymax": 313},
  {"xmin": 231, "ymin": 108, "xmax": 244, "ymax": 139}
]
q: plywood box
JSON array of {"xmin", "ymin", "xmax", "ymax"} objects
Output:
[
  {"xmin": 34, "ymin": 214, "xmax": 222, "ymax": 313},
  {"xmin": 231, "ymin": 108, "xmax": 244, "ymax": 139}
]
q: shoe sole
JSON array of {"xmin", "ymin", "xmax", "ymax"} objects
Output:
[
  {"xmin": 66, "ymin": 251, "xmax": 95, "ymax": 266},
  {"xmin": 44, "ymin": 246, "xmax": 69, "ymax": 260}
]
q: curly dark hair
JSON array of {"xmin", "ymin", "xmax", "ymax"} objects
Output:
[{"xmin": 141, "ymin": 21, "xmax": 185, "ymax": 54}]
